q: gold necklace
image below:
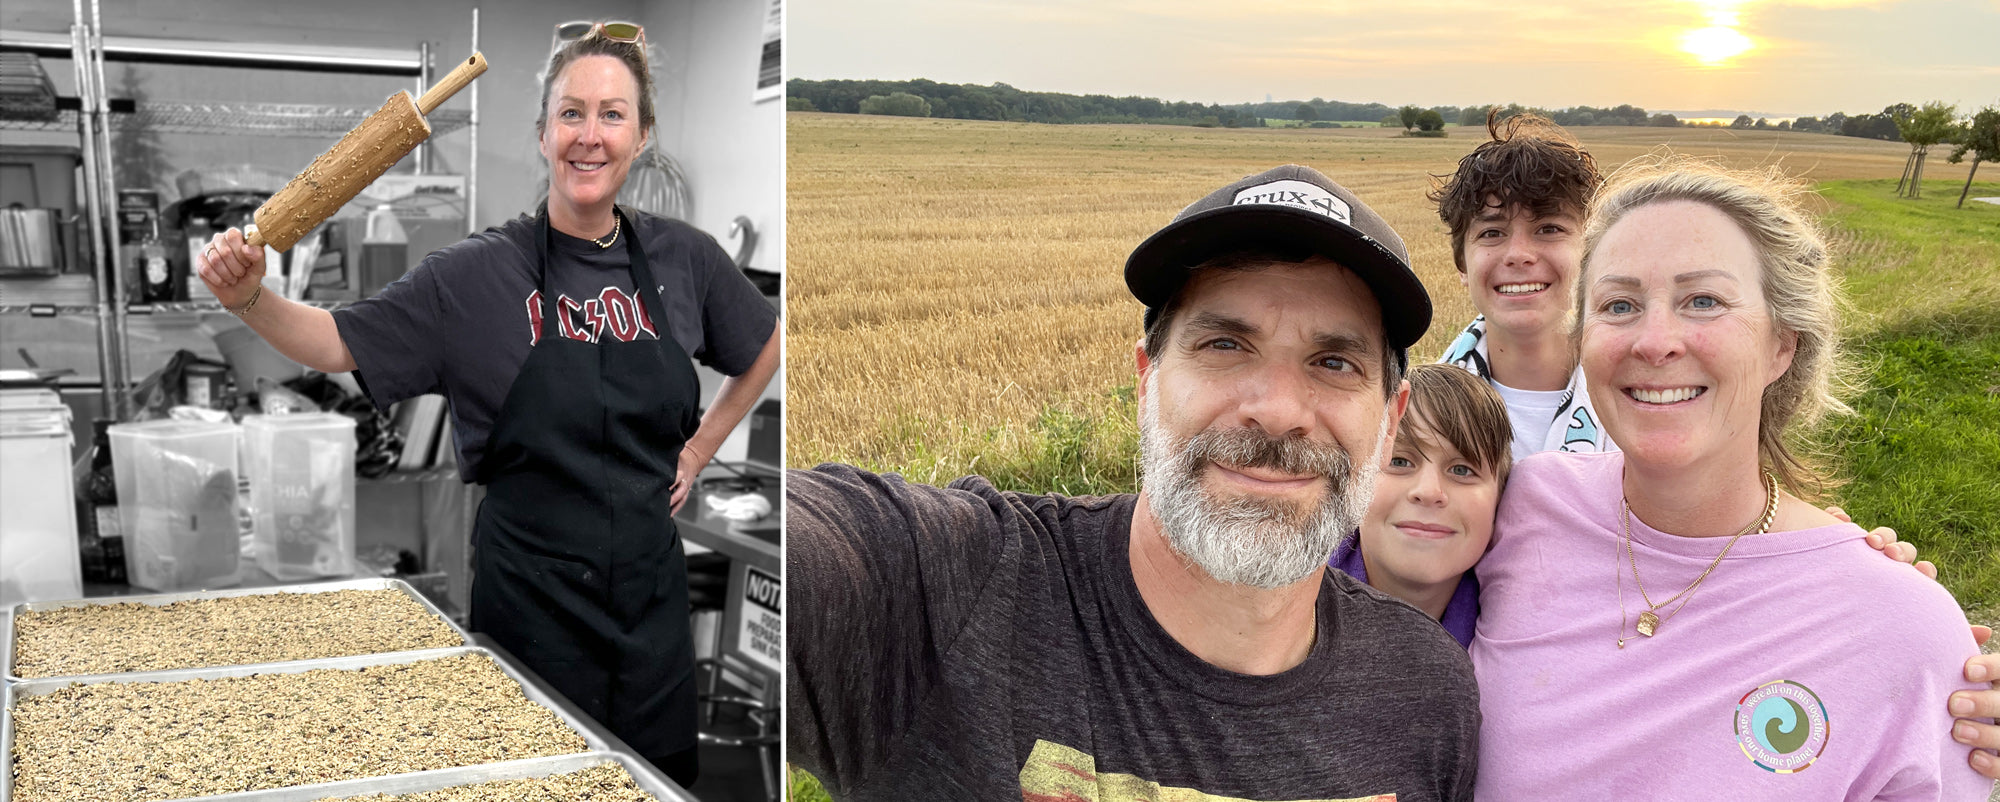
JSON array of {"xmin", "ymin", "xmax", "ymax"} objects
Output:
[
  {"xmin": 588, "ymin": 213, "xmax": 620, "ymax": 249},
  {"xmin": 1616, "ymin": 470, "xmax": 1778, "ymax": 649}
]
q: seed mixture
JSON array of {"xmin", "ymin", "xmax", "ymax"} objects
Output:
[
  {"xmin": 12, "ymin": 588, "xmax": 464, "ymax": 678},
  {"xmin": 321, "ymin": 762, "xmax": 654, "ymax": 801},
  {"xmin": 8, "ymin": 653, "xmax": 589, "ymax": 802}
]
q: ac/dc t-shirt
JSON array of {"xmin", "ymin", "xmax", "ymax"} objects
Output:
[
  {"xmin": 787, "ymin": 465, "xmax": 1481, "ymax": 802},
  {"xmin": 330, "ymin": 209, "xmax": 777, "ymax": 480}
]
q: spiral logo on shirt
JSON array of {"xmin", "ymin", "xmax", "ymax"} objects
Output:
[{"xmin": 1734, "ymin": 679, "xmax": 1829, "ymax": 774}]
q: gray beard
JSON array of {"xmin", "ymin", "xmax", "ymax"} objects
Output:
[{"xmin": 1139, "ymin": 376, "xmax": 1386, "ymax": 590}]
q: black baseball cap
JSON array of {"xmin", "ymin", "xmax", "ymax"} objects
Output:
[{"xmin": 1125, "ymin": 164, "xmax": 1432, "ymax": 353}]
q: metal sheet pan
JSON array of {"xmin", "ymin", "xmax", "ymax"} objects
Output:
[
  {"xmin": 5, "ymin": 578, "xmax": 470, "ymax": 683},
  {"xmin": 148, "ymin": 752, "xmax": 694, "ymax": 802},
  {"xmin": 1, "ymin": 646, "xmax": 649, "ymax": 802}
]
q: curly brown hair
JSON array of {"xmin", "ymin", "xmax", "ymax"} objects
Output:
[{"xmin": 1428, "ymin": 109, "xmax": 1601, "ymax": 272}]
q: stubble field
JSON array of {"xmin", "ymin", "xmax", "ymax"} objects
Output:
[
  {"xmin": 783, "ymin": 107, "xmax": 2000, "ymax": 802},
  {"xmin": 786, "ymin": 111, "xmax": 1999, "ymax": 609}
]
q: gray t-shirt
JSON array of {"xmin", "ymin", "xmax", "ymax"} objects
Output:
[
  {"xmin": 787, "ymin": 465, "xmax": 1480, "ymax": 801},
  {"xmin": 331, "ymin": 209, "xmax": 776, "ymax": 480}
]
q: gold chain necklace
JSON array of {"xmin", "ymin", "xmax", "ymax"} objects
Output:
[
  {"xmin": 588, "ymin": 213, "xmax": 621, "ymax": 249},
  {"xmin": 1616, "ymin": 470, "xmax": 1778, "ymax": 649}
]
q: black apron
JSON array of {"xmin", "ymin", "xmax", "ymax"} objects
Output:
[{"xmin": 469, "ymin": 208, "xmax": 702, "ymax": 783}]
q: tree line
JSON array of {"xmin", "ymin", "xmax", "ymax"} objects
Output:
[
  {"xmin": 787, "ymin": 79, "xmax": 1270, "ymax": 128},
  {"xmin": 787, "ymin": 80, "xmax": 2000, "ymax": 196}
]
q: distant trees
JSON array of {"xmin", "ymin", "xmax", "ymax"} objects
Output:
[
  {"xmin": 786, "ymin": 96, "xmax": 817, "ymax": 112},
  {"xmin": 789, "ymin": 79, "xmax": 1267, "ymax": 127},
  {"xmin": 1947, "ymin": 105, "xmax": 1999, "ymax": 208},
  {"xmin": 1842, "ymin": 109, "xmax": 1901, "ymax": 140},
  {"xmin": 1731, "ymin": 115, "xmax": 1754, "ymax": 129},
  {"xmin": 1893, "ymin": 101, "xmax": 1958, "ymax": 199},
  {"xmin": 1416, "ymin": 109, "xmax": 1446, "ymax": 131},
  {"xmin": 1461, "ymin": 106, "xmax": 1493, "ymax": 127},
  {"xmin": 1650, "ymin": 113, "xmax": 1680, "ymax": 127},
  {"xmin": 860, "ymin": 92, "xmax": 932, "ymax": 118},
  {"xmin": 1399, "ymin": 105, "xmax": 1422, "ymax": 130},
  {"xmin": 1295, "ymin": 104, "xmax": 1317, "ymax": 123}
]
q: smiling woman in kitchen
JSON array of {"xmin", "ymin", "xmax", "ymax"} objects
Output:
[{"xmin": 192, "ymin": 22, "xmax": 780, "ymax": 786}]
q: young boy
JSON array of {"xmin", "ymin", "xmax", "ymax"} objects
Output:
[
  {"xmin": 1331, "ymin": 363, "xmax": 1511, "ymax": 648},
  {"xmin": 1429, "ymin": 111, "xmax": 1611, "ymax": 460}
]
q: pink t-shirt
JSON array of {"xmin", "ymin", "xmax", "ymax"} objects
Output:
[{"xmin": 1472, "ymin": 451, "xmax": 1992, "ymax": 800}]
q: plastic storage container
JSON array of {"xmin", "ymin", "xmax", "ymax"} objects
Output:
[
  {"xmin": 0, "ymin": 411, "xmax": 82, "ymax": 605},
  {"xmin": 0, "ymin": 387, "xmax": 68, "ymax": 420},
  {"xmin": 108, "ymin": 418, "xmax": 241, "ymax": 591},
  {"xmin": 242, "ymin": 413, "xmax": 356, "ymax": 580}
]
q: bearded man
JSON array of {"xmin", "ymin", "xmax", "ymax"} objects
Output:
[{"xmin": 787, "ymin": 165, "xmax": 1480, "ymax": 802}]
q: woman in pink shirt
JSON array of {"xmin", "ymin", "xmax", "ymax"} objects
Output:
[{"xmin": 1469, "ymin": 161, "xmax": 1992, "ymax": 800}]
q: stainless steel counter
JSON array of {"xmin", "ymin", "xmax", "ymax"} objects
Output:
[{"xmin": 673, "ymin": 465, "xmax": 779, "ymax": 576}]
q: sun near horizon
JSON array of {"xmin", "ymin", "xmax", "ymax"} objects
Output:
[{"xmin": 1679, "ymin": 0, "xmax": 1756, "ymax": 65}]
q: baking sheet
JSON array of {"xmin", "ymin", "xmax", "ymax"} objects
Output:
[
  {"xmin": 153, "ymin": 752, "xmax": 694, "ymax": 802},
  {"xmin": 2, "ymin": 646, "xmax": 657, "ymax": 802},
  {"xmin": 5, "ymin": 577, "xmax": 470, "ymax": 682}
]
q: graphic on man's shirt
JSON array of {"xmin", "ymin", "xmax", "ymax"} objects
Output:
[
  {"xmin": 525, "ymin": 287, "xmax": 659, "ymax": 345},
  {"xmin": 1019, "ymin": 739, "xmax": 1394, "ymax": 802},
  {"xmin": 1733, "ymin": 679, "xmax": 1829, "ymax": 774}
]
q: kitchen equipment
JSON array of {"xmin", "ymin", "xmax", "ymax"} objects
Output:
[
  {"xmin": 360, "ymin": 202, "xmax": 409, "ymax": 296},
  {"xmin": 182, "ymin": 361, "xmax": 229, "ymax": 409},
  {"xmin": 0, "ymin": 206, "xmax": 62, "ymax": 276},
  {"xmin": 0, "ymin": 52, "xmax": 58, "ymax": 121},
  {"xmin": 213, "ymin": 323, "xmax": 307, "ymax": 390},
  {"xmin": 243, "ymin": 413, "xmax": 357, "ymax": 580},
  {"xmin": 242, "ymin": 52, "xmax": 487, "ymax": 253},
  {"xmin": 5, "ymin": 578, "xmax": 470, "ymax": 683},
  {"xmin": 617, "ymin": 140, "xmax": 691, "ymax": 220},
  {"xmin": 0, "ymin": 145, "xmax": 80, "ymax": 213},
  {"xmin": 0, "ymin": 647, "xmax": 691, "ymax": 800},
  {"xmin": 107, "ymin": 418, "xmax": 241, "ymax": 592},
  {"xmin": 153, "ymin": 752, "xmax": 695, "ymax": 802},
  {"xmin": 0, "ymin": 411, "xmax": 81, "ymax": 607},
  {"xmin": 728, "ymin": 215, "xmax": 759, "ymax": 269}
]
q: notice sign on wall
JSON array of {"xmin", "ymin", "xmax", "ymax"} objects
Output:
[
  {"xmin": 735, "ymin": 565, "xmax": 782, "ymax": 674},
  {"xmin": 755, "ymin": 0, "xmax": 782, "ymax": 103}
]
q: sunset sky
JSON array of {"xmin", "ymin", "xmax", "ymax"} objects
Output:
[{"xmin": 792, "ymin": 0, "xmax": 1999, "ymax": 117}]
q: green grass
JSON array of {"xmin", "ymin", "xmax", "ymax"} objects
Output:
[
  {"xmin": 791, "ymin": 766, "xmax": 834, "ymax": 802},
  {"xmin": 1807, "ymin": 177, "xmax": 2000, "ymax": 620},
  {"xmin": 839, "ymin": 386, "xmax": 1140, "ymax": 497}
]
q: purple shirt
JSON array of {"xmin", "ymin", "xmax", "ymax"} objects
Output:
[
  {"xmin": 1329, "ymin": 534, "xmax": 1479, "ymax": 648},
  {"xmin": 1472, "ymin": 451, "xmax": 1990, "ymax": 799}
]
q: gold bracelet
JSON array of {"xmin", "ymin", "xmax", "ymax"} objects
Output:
[{"xmin": 228, "ymin": 285, "xmax": 263, "ymax": 317}]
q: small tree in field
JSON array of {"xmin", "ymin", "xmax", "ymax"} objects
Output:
[
  {"xmin": 1416, "ymin": 109, "xmax": 1446, "ymax": 131},
  {"xmin": 1894, "ymin": 101, "xmax": 1958, "ymax": 199},
  {"xmin": 860, "ymin": 92, "xmax": 932, "ymax": 118},
  {"xmin": 1947, "ymin": 105, "xmax": 2000, "ymax": 209},
  {"xmin": 1399, "ymin": 105, "xmax": 1421, "ymax": 130}
]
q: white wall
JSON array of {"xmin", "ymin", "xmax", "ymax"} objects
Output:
[{"xmin": 648, "ymin": 0, "xmax": 785, "ymax": 463}]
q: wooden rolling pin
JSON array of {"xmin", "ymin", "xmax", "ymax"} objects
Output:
[{"xmin": 245, "ymin": 51, "xmax": 488, "ymax": 251}]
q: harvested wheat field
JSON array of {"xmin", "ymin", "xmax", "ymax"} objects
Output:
[{"xmin": 785, "ymin": 112, "xmax": 1920, "ymax": 482}]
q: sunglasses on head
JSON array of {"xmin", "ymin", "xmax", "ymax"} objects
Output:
[{"xmin": 552, "ymin": 20, "xmax": 645, "ymax": 49}]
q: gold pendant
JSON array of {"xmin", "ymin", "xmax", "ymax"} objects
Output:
[{"xmin": 1637, "ymin": 610, "xmax": 1660, "ymax": 637}]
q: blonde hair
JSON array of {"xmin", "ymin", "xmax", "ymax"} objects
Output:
[{"xmin": 1579, "ymin": 158, "xmax": 1850, "ymax": 498}]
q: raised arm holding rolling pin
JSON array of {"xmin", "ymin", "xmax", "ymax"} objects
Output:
[{"xmin": 195, "ymin": 23, "xmax": 781, "ymax": 786}]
